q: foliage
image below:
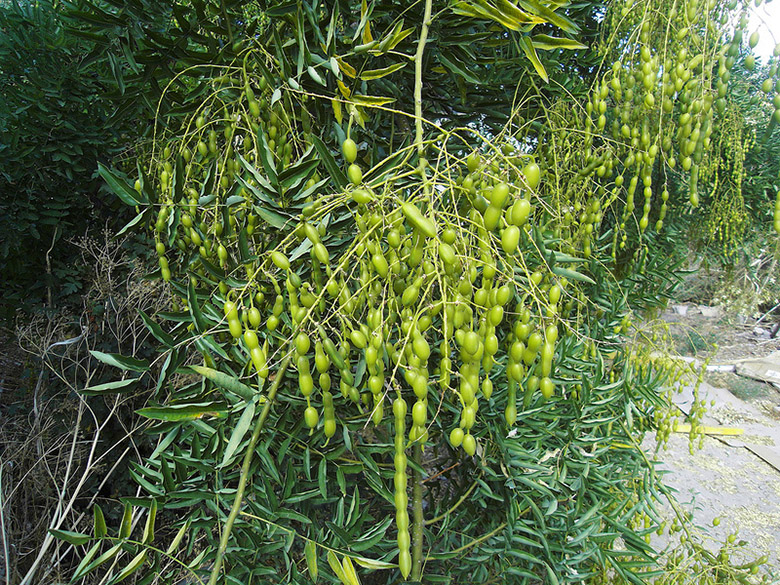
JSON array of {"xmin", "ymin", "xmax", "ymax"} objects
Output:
[
  {"xmin": 0, "ymin": 0, "xmax": 157, "ymax": 318},
  {"xmin": 32, "ymin": 0, "xmax": 780, "ymax": 585}
]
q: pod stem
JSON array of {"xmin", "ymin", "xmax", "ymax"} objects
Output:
[
  {"xmin": 411, "ymin": 442, "xmax": 425, "ymax": 580},
  {"xmin": 208, "ymin": 354, "xmax": 291, "ymax": 585}
]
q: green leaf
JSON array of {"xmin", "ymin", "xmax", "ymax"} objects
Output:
[
  {"xmin": 552, "ymin": 266, "xmax": 596, "ymax": 285},
  {"xmin": 311, "ymin": 135, "xmax": 347, "ymax": 189},
  {"xmin": 93, "ymin": 505, "xmax": 107, "ymax": 538},
  {"xmin": 139, "ymin": 310, "xmax": 175, "ymax": 347},
  {"xmin": 119, "ymin": 501, "xmax": 132, "ymax": 539},
  {"xmin": 112, "ymin": 550, "xmax": 147, "ymax": 584},
  {"xmin": 137, "ymin": 402, "xmax": 229, "ymax": 421},
  {"xmin": 89, "ymin": 350, "xmax": 150, "ymax": 373},
  {"xmin": 307, "ymin": 65, "xmax": 327, "ymax": 86},
  {"xmin": 49, "ymin": 529, "xmax": 90, "ymax": 546},
  {"xmin": 98, "ymin": 163, "xmax": 146, "ymax": 206},
  {"xmin": 80, "ymin": 377, "xmax": 140, "ymax": 396},
  {"xmin": 142, "ymin": 499, "xmax": 157, "ymax": 544},
  {"xmin": 187, "ymin": 278, "xmax": 208, "ymax": 332},
  {"xmin": 236, "ymin": 153, "xmax": 277, "ymax": 200},
  {"xmin": 165, "ymin": 519, "xmax": 191, "ymax": 554},
  {"xmin": 253, "ymin": 204, "xmax": 291, "ymax": 229},
  {"xmin": 190, "ymin": 365, "xmax": 255, "ymax": 401},
  {"xmin": 72, "ymin": 541, "xmax": 101, "ymax": 580},
  {"xmin": 80, "ymin": 542, "xmax": 122, "ymax": 577},
  {"xmin": 237, "ymin": 227, "xmax": 253, "ymax": 263},
  {"xmin": 116, "ymin": 210, "xmax": 149, "ymax": 237},
  {"xmin": 219, "ymin": 401, "xmax": 256, "ymax": 467},
  {"xmin": 438, "ymin": 52, "xmax": 481, "ymax": 84},
  {"xmin": 318, "ymin": 458, "xmax": 327, "ymax": 498},
  {"xmin": 519, "ymin": 37, "xmax": 548, "ymax": 82},
  {"xmin": 305, "ymin": 540, "xmax": 318, "ymax": 582}
]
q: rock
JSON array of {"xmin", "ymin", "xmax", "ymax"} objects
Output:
[
  {"xmin": 699, "ymin": 305, "xmax": 721, "ymax": 318},
  {"xmin": 753, "ymin": 326, "xmax": 770, "ymax": 338},
  {"xmin": 672, "ymin": 304, "xmax": 689, "ymax": 316}
]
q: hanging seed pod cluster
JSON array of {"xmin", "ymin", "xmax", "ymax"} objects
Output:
[{"xmin": 528, "ymin": 0, "xmax": 780, "ymax": 269}]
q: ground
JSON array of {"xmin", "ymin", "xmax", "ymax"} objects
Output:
[{"xmin": 647, "ymin": 303, "xmax": 780, "ymax": 580}]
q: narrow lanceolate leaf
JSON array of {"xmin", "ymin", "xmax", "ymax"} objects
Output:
[
  {"xmin": 112, "ymin": 550, "xmax": 148, "ymax": 583},
  {"xmin": 551, "ymin": 266, "xmax": 596, "ymax": 285},
  {"xmin": 531, "ymin": 34, "xmax": 587, "ymax": 51},
  {"xmin": 341, "ymin": 556, "xmax": 361, "ymax": 585},
  {"xmin": 90, "ymin": 350, "xmax": 150, "ymax": 372},
  {"xmin": 349, "ymin": 94, "xmax": 395, "ymax": 107},
  {"xmin": 80, "ymin": 377, "xmax": 140, "ymax": 396},
  {"xmin": 190, "ymin": 365, "xmax": 255, "ymax": 401},
  {"xmin": 142, "ymin": 499, "xmax": 157, "ymax": 544},
  {"xmin": 304, "ymin": 540, "xmax": 318, "ymax": 582},
  {"xmin": 93, "ymin": 505, "xmax": 107, "ymax": 538},
  {"xmin": 119, "ymin": 501, "xmax": 133, "ymax": 539},
  {"xmin": 166, "ymin": 519, "xmax": 191, "ymax": 554},
  {"xmin": 136, "ymin": 402, "xmax": 229, "ymax": 422},
  {"xmin": 517, "ymin": 0, "xmax": 579, "ymax": 32},
  {"xmin": 49, "ymin": 529, "xmax": 90, "ymax": 546},
  {"xmin": 519, "ymin": 37, "xmax": 548, "ymax": 82},
  {"xmin": 80, "ymin": 542, "xmax": 122, "ymax": 577},
  {"xmin": 138, "ymin": 310, "xmax": 175, "ymax": 347},
  {"xmin": 187, "ymin": 278, "xmax": 207, "ymax": 333},
  {"xmin": 452, "ymin": 0, "xmax": 543, "ymax": 29},
  {"xmin": 352, "ymin": 556, "xmax": 395, "ymax": 570},
  {"xmin": 219, "ymin": 401, "xmax": 256, "ymax": 467},
  {"xmin": 98, "ymin": 162, "xmax": 146, "ymax": 206},
  {"xmin": 72, "ymin": 541, "xmax": 101, "ymax": 580},
  {"xmin": 327, "ymin": 551, "xmax": 349, "ymax": 584},
  {"xmin": 311, "ymin": 135, "xmax": 348, "ymax": 189},
  {"xmin": 358, "ymin": 62, "xmax": 406, "ymax": 81}
]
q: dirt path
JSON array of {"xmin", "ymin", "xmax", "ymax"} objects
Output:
[{"xmin": 646, "ymin": 305, "xmax": 780, "ymax": 579}]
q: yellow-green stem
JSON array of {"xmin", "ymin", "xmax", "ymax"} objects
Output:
[
  {"xmin": 409, "ymin": 2, "xmax": 433, "ymax": 580},
  {"xmin": 413, "ymin": 0, "xmax": 434, "ymax": 156},
  {"xmin": 207, "ymin": 355, "xmax": 291, "ymax": 585}
]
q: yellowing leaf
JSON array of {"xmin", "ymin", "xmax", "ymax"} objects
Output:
[
  {"xmin": 377, "ymin": 21, "xmax": 415, "ymax": 52},
  {"xmin": 336, "ymin": 57, "xmax": 357, "ymax": 79},
  {"xmin": 531, "ymin": 34, "xmax": 587, "ymax": 50},
  {"xmin": 452, "ymin": 0, "xmax": 543, "ymax": 30},
  {"xmin": 327, "ymin": 551, "xmax": 348, "ymax": 584},
  {"xmin": 341, "ymin": 556, "xmax": 361, "ymax": 585},
  {"xmin": 519, "ymin": 36, "xmax": 548, "ymax": 82},
  {"xmin": 337, "ymin": 78, "xmax": 352, "ymax": 98},
  {"xmin": 361, "ymin": 0, "xmax": 373, "ymax": 44},
  {"xmin": 305, "ymin": 540, "xmax": 318, "ymax": 582},
  {"xmin": 359, "ymin": 62, "xmax": 407, "ymax": 80},
  {"xmin": 350, "ymin": 94, "xmax": 396, "ymax": 107},
  {"xmin": 332, "ymin": 98, "xmax": 343, "ymax": 123},
  {"xmin": 517, "ymin": 0, "xmax": 579, "ymax": 33},
  {"xmin": 353, "ymin": 556, "xmax": 396, "ymax": 570}
]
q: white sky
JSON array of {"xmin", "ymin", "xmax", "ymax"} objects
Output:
[{"xmin": 749, "ymin": 0, "xmax": 780, "ymax": 59}]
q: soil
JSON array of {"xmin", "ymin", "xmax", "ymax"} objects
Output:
[{"xmin": 647, "ymin": 304, "xmax": 780, "ymax": 580}]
